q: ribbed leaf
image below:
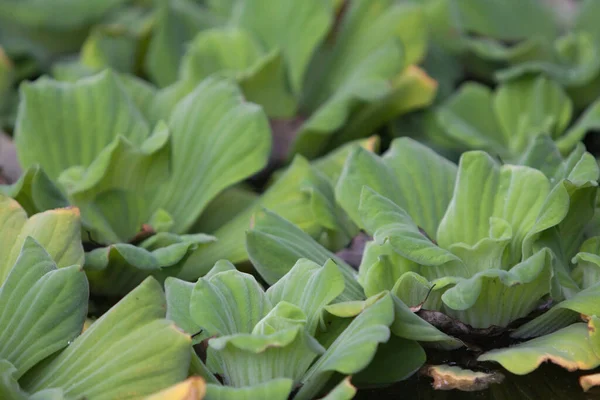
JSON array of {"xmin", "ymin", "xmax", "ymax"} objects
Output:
[
  {"xmin": 208, "ymin": 303, "xmax": 324, "ymax": 387},
  {"xmin": 85, "ymin": 233, "xmax": 215, "ymax": 296},
  {"xmin": 236, "ymin": 0, "xmax": 332, "ymax": 96},
  {"xmin": 296, "ymin": 294, "xmax": 395, "ymax": 400},
  {"xmin": 512, "ymin": 281, "xmax": 600, "ymax": 339},
  {"xmin": 190, "ymin": 269, "xmax": 271, "ymax": 336},
  {"xmin": 0, "ymin": 238, "xmax": 88, "ymax": 378},
  {"xmin": 246, "ymin": 209, "xmax": 363, "ymax": 301},
  {"xmin": 179, "ymin": 29, "xmax": 295, "ymax": 118},
  {"xmin": 20, "ymin": 278, "xmax": 191, "ymax": 400},
  {"xmin": 359, "ymin": 187, "xmax": 463, "ymax": 279},
  {"xmin": 381, "ymin": 138, "xmax": 457, "ymax": 237},
  {"xmin": 336, "ymin": 137, "xmax": 456, "ymax": 235},
  {"xmin": 0, "ymin": 195, "xmax": 83, "ymax": 285},
  {"xmin": 439, "ymin": 249, "xmax": 553, "ymax": 328},
  {"xmin": 436, "ymin": 77, "xmax": 575, "ymax": 159},
  {"xmin": 0, "ymin": 165, "xmax": 67, "ymax": 216},
  {"xmin": 165, "ymin": 278, "xmax": 201, "ymax": 338},
  {"xmin": 358, "ymin": 241, "xmax": 420, "ymax": 298},
  {"xmin": 15, "ymin": 70, "xmax": 150, "ymax": 181},
  {"xmin": 180, "ymin": 154, "xmax": 349, "ymax": 280},
  {"xmin": 390, "ymin": 295, "xmax": 462, "ymax": 350},
  {"xmin": 437, "ymin": 151, "xmax": 553, "ymax": 266},
  {"xmin": 205, "ymin": 379, "xmax": 293, "ymax": 400},
  {"xmin": 59, "ymin": 122, "xmax": 171, "ymax": 243},
  {"xmin": 572, "ymin": 236, "xmax": 600, "ymax": 289},
  {"xmin": 145, "ymin": 0, "xmax": 220, "ymax": 87},
  {"xmin": 151, "ymin": 77, "xmax": 270, "ymax": 234},
  {"xmin": 479, "ymin": 317, "xmax": 600, "ymax": 375},
  {"xmin": 266, "ymin": 259, "xmax": 344, "ymax": 335},
  {"xmin": 0, "ymin": 360, "xmax": 28, "ymax": 400}
]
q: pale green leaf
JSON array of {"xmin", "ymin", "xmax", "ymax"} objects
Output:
[
  {"xmin": 15, "ymin": 70, "xmax": 150, "ymax": 181},
  {"xmin": 21, "ymin": 278, "xmax": 191, "ymax": 399},
  {"xmin": 85, "ymin": 233, "xmax": 215, "ymax": 296},
  {"xmin": 236, "ymin": 0, "xmax": 333, "ymax": 95},
  {"xmin": 205, "ymin": 379, "xmax": 293, "ymax": 400},
  {"xmin": 0, "ymin": 238, "xmax": 88, "ymax": 378},
  {"xmin": 190, "ymin": 269, "xmax": 271, "ymax": 336},
  {"xmin": 246, "ymin": 209, "xmax": 364, "ymax": 301},
  {"xmin": 0, "ymin": 195, "xmax": 83, "ymax": 285},
  {"xmin": 512, "ymin": 281, "xmax": 600, "ymax": 339},
  {"xmin": 359, "ymin": 187, "xmax": 463, "ymax": 279},
  {"xmin": 296, "ymin": 294, "xmax": 394, "ymax": 400},
  {"xmin": 440, "ymin": 249, "xmax": 553, "ymax": 328},
  {"xmin": 208, "ymin": 303, "xmax": 324, "ymax": 387},
  {"xmin": 266, "ymin": 259, "xmax": 344, "ymax": 334},
  {"xmin": 480, "ymin": 318, "xmax": 600, "ymax": 375},
  {"xmin": 151, "ymin": 76, "xmax": 271, "ymax": 234}
]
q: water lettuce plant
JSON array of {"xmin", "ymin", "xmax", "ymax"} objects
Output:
[
  {"xmin": 335, "ymin": 137, "xmax": 598, "ymax": 328},
  {"xmin": 433, "ymin": 75, "xmax": 600, "ymax": 161},
  {"xmin": 2, "ymin": 70, "xmax": 272, "ymax": 293},
  {"xmin": 148, "ymin": 0, "xmax": 436, "ymax": 160},
  {"xmin": 165, "ymin": 259, "xmax": 415, "ymax": 399},
  {"xmin": 425, "ymin": 0, "xmax": 600, "ymax": 109}
]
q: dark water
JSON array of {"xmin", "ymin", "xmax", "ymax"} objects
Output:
[{"xmin": 357, "ymin": 364, "xmax": 600, "ymax": 399}]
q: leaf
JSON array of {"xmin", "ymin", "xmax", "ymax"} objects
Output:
[
  {"xmin": 439, "ymin": 249, "xmax": 553, "ymax": 329},
  {"xmin": 497, "ymin": 33, "xmax": 600, "ymax": 110},
  {"xmin": 15, "ymin": 70, "xmax": 150, "ymax": 181},
  {"xmin": 0, "ymin": 195, "xmax": 83, "ymax": 285},
  {"xmin": 572, "ymin": 236, "xmax": 600, "ymax": 289},
  {"xmin": 0, "ymin": 360, "xmax": 28, "ymax": 400},
  {"xmin": 145, "ymin": 377, "xmax": 206, "ymax": 400},
  {"xmin": 296, "ymin": 294, "xmax": 395, "ymax": 400},
  {"xmin": 246, "ymin": 209, "xmax": 364, "ymax": 301},
  {"xmin": 292, "ymin": 0, "xmax": 430, "ymax": 158},
  {"xmin": 20, "ymin": 278, "xmax": 191, "ymax": 400},
  {"xmin": 451, "ymin": 0, "xmax": 557, "ymax": 40},
  {"xmin": 235, "ymin": 0, "xmax": 333, "ymax": 96},
  {"xmin": 389, "ymin": 295, "xmax": 463, "ymax": 350},
  {"xmin": 0, "ymin": 238, "xmax": 88, "ymax": 378},
  {"xmin": 436, "ymin": 77, "xmax": 575, "ymax": 159},
  {"xmin": 380, "ymin": 138, "xmax": 457, "ymax": 238},
  {"xmin": 204, "ymin": 379, "xmax": 293, "ymax": 400},
  {"xmin": 266, "ymin": 259, "xmax": 344, "ymax": 334},
  {"xmin": 479, "ymin": 317, "xmax": 600, "ymax": 375},
  {"xmin": 85, "ymin": 233, "xmax": 215, "ymax": 296},
  {"xmin": 359, "ymin": 187, "xmax": 463, "ymax": 279},
  {"xmin": 145, "ymin": 0, "xmax": 220, "ymax": 87},
  {"xmin": 319, "ymin": 377, "xmax": 356, "ymax": 400},
  {"xmin": 352, "ymin": 335, "xmax": 425, "ymax": 387},
  {"xmin": 59, "ymin": 122, "xmax": 172, "ymax": 243},
  {"xmin": 0, "ymin": 165, "xmax": 67, "ymax": 215},
  {"xmin": 190, "ymin": 269, "xmax": 271, "ymax": 336},
  {"xmin": 150, "ymin": 76, "xmax": 271, "ymax": 234},
  {"xmin": 182, "ymin": 155, "xmax": 350, "ymax": 280},
  {"xmin": 208, "ymin": 303, "xmax": 324, "ymax": 387},
  {"xmin": 512, "ymin": 281, "xmax": 600, "ymax": 339},
  {"xmin": 165, "ymin": 278, "xmax": 202, "ymax": 337},
  {"xmin": 437, "ymin": 151, "xmax": 553, "ymax": 266},
  {"xmin": 336, "ymin": 137, "xmax": 456, "ymax": 235},
  {"xmin": 358, "ymin": 241, "xmax": 420, "ymax": 298}
]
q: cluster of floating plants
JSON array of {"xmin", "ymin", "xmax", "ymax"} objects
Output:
[{"xmin": 2, "ymin": 0, "xmax": 600, "ymax": 399}]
